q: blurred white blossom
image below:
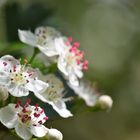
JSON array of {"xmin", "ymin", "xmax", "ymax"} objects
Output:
[
  {"xmin": 0, "ymin": 55, "xmax": 48, "ymax": 97},
  {"xmin": 68, "ymin": 79, "xmax": 99, "ymax": 106},
  {"xmin": 55, "ymin": 37, "xmax": 88, "ymax": 86},
  {"xmin": 18, "ymin": 26, "xmax": 61, "ymax": 57},
  {"xmin": 0, "ymin": 100, "xmax": 49, "ymax": 140},
  {"xmin": 35, "ymin": 74, "xmax": 73, "ymax": 118}
]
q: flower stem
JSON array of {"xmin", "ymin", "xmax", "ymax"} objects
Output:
[{"xmin": 29, "ymin": 48, "xmax": 40, "ymax": 64}]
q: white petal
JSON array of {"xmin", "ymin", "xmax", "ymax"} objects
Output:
[
  {"xmin": 34, "ymin": 91, "xmax": 72, "ymax": 118},
  {"xmin": 0, "ymin": 55, "xmax": 19, "ymax": 71},
  {"xmin": 0, "ymin": 104, "xmax": 17, "ymax": 128},
  {"xmin": 18, "ymin": 29, "xmax": 37, "ymax": 47},
  {"xmin": 69, "ymin": 74, "xmax": 79, "ymax": 86},
  {"xmin": 30, "ymin": 125, "xmax": 48, "ymax": 137},
  {"xmin": 15, "ymin": 123, "xmax": 32, "ymax": 140},
  {"xmin": 0, "ymin": 72, "xmax": 10, "ymax": 85},
  {"xmin": 68, "ymin": 80, "xmax": 99, "ymax": 106},
  {"xmin": 8, "ymin": 84, "xmax": 29, "ymax": 97},
  {"xmin": 34, "ymin": 92, "xmax": 48, "ymax": 103},
  {"xmin": 47, "ymin": 128, "xmax": 63, "ymax": 140},
  {"xmin": 74, "ymin": 67, "xmax": 83, "ymax": 78},
  {"xmin": 49, "ymin": 100, "xmax": 73, "ymax": 118},
  {"xmin": 26, "ymin": 79, "xmax": 48, "ymax": 93},
  {"xmin": 37, "ymin": 45, "xmax": 59, "ymax": 57},
  {"xmin": 55, "ymin": 37, "xmax": 70, "ymax": 54},
  {"xmin": 80, "ymin": 92, "xmax": 98, "ymax": 106},
  {"xmin": 57, "ymin": 57, "xmax": 68, "ymax": 76}
]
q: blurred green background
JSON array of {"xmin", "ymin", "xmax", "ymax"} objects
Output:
[{"xmin": 0, "ymin": 0, "xmax": 140, "ymax": 140}]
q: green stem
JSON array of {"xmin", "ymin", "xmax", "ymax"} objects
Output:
[{"xmin": 29, "ymin": 48, "xmax": 40, "ymax": 64}]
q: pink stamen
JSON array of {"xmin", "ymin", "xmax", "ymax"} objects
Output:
[
  {"xmin": 77, "ymin": 59, "xmax": 81, "ymax": 65},
  {"xmin": 22, "ymin": 107, "xmax": 28, "ymax": 113},
  {"xmin": 68, "ymin": 37, "xmax": 73, "ymax": 42},
  {"xmin": 13, "ymin": 65, "xmax": 16, "ymax": 72},
  {"xmin": 82, "ymin": 60, "xmax": 89, "ymax": 70},
  {"xmin": 26, "ymin": 98, "xmax": 31, "ymax": 104},
  {"xmin": 40, "ymin": 109, "xmax": 44, "ymax": 114},
  {"xmin": 34, "ymin": 112, "xmax": 40, "ymax": 118},
  {"xmin": 73, "ymin": 42, "xmax": 80, "ymax": 48},
  {"xmin": 69, "ymin": 47, "xmax": 77, "ymax": 54},
  {"xmin": 35, "ymin": 103, "xmax": 39, "ymax": 111},
  {"xmin": 33, "ymin": 124, "xmax": 37, "ymax": 126},
  {"xmin": 38, "ymin": 120, "xmax": 43, "ymax": 124},
  {"xmin": 3, "ymin": 62, "xmax": 7, "ymax": 66},
  {"xmin": 28, "ymin": 73, "xmax": 32, "ymax": 77},
  {"xmin": 43, "ymin": 116, "xmax": 48, "ymax": 121},
  {"xmin": 65, "ymin": 41, "xmax": 70, "ymax": 46},
  {"xmin": 15, "ymin": 99, "xmax": 22, "ymax": 108},
  {"xmin": 24, "ymin": 98, "xmax": 31, "ymax": 108},
  {"xmin": 76, "ymin": 51, "xmax": 84, "ymax": 58}
]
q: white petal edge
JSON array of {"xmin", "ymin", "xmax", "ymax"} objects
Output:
[
  {"xmin": 18, "ymin": 29, "xmax": 37, "ymax": 47},
  {"xmin": 34, "ymin": 93, "xmax": 73, "ymax": 118},
  {"xmin": 37, "ymin": 45, "xmax": 59, "ymax": 57},
  {"xmin": 0, "ymin": 104, "xmax": 17, "ymax": 128},
  {"xmin": 0, "ymin": 73, "xmax": 10, "ymax": 85},
  {"xmin": 0, "ymin": 55, "xmax": 19, "ymax": 71},
  {"xmin": 57, "ymin": 57, "xmax": 68, "ymax": 76},
  {"xmin": 26, "ymin": 79, "xmax": 48, "ymax": 94},
  {"xmin": 30, "ymin": 125, "xmax": 48, "ymax": 137},
  {"xmin": 49, "ymin": 100, "xmax": 73, "ymax": 118},
  {"xmin": 69, "ymin": 74, "xmax": 79, "ymax": 87},
  {"xmin": 8, "ymin": 85, "xmax": 29, "ymax": 97},
  {"xmin": 15, "ymin": 123, "xmax": 32, "ymax": 140},
  {"xmin": 68, "ymin": 80, "xmax": 99, "ymax": 107}
]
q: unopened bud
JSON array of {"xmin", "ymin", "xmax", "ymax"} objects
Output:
[
  {"xmin": 98, "ymin": 95, "xmax": 113, "ymax": 110},
  {"xmin": 47, "ymin": 128, "xmax": 63, "ymax": 140}
]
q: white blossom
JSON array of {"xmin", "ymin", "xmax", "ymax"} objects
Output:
[
  {"xmin": 55, "ymin": 37, "xmax": 88, "ymax": 86},
  {"xmin": 0, "ymin": 100, "xmax": 49, "ymax": 140},
  {"xmin": 34, "ymin": 74, "xmax": 73, "ymax": 118},
  {"xmin": 18, "ymin": 26, "xmax": 61, "ymax": 57},
  {"xmin": 68, "ymin": 79, "xmax": 99, "ymax": 107},
  {"xmin": 0, "ymin": 55, "xmax": 48, "ymax": 97}
]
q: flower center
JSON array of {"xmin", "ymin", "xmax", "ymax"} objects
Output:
[
  {"xmin": 9, "ymin": 65, "xmax": 28, "ymax": 85},
  {"xmin": 15, "ymin": 99, "xmax": 48, "ymax": 126},
  {"xmin": 36, "ymin": 28, "xmax": 48, "ymax": 46},
  {"xmin": 65, "ymin": 53, "xmax": 75, "ymax": 65},
  {"xmin": 64, "ymin": 38, "xmax": 89, "ymax": 70}
]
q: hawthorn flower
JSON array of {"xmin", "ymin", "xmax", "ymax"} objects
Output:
[
  {"xmin": 0, "ymin": 100, "xmax": 49, "ymax": 140},
  {"xmin": 0, "ymin": 55, "xmax": 48, "ymax": 97},
  {"xmin": 34, "ymin": 74, "xmax": 73, "ymax": 118},
  {"xmin": 55, "ymin": 37, "xmax": 89, "ymax": 86},
  {"xmin": 68, "ymin": 79, "xmax": 99, "ymax": 107},
  {"xmin": 18, "ymin": 26, "xmax": 61, "ymax": 57}
]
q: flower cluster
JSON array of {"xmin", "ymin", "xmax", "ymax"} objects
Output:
[
  {"xmin": 18, "ymin": 26, "xmax": 88, "ymax": 86},
  {"xmin": 0, "ymin": 26, "xmax": 113, "ymax": 140}
]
